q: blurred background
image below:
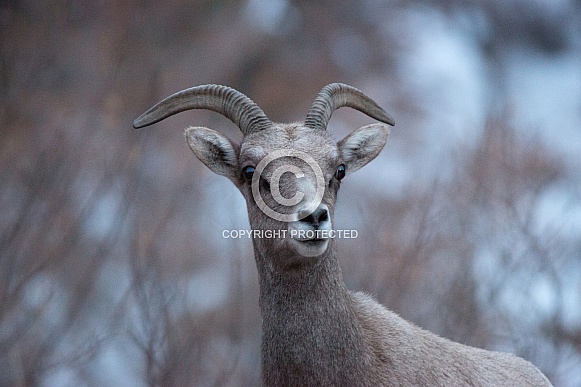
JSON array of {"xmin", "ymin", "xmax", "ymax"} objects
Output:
[{"xmin": 1, "ymin": 0, "xmax": 580, "ymax": 385}]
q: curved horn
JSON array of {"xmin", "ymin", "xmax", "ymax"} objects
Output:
[
  {"xmin": 304, "ymin": 83, "xmax": 395, "ymax": 130},
  {"xmin": 133, "ymin": 84, "xmax": 271, "ymax": 135}
]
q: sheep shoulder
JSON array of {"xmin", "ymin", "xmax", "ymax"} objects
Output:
[{"xmin": 349, "ymin": 291, "xmax": 552, "ymax": 386}]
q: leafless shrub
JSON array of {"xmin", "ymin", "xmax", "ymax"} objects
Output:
[{"xmin": 1, "ymin": 0, "xmax": 579, "ymax": 385}]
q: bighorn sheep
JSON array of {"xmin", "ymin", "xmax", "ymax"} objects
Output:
[{"xmin": 134, "ymin": 83, "xmax": 552, "ymax": 386}]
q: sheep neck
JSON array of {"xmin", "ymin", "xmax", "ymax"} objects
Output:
[{"xmin": 253, "ymin": 238, "xmax": 370, "ymax": 385}]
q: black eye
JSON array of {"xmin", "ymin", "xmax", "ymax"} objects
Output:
[
  {"xmin": 335, "ymin": 164, "xmax": 346, "ymax": 181},
  {"xmin": 243, "ymin": 166, "xmax": 255, "ymax": 181}
]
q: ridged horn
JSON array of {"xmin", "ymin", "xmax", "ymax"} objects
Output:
[
  {"xmin": 304, "ymin": 83, "xmax": 395, "ymax": 130},
  {"xmin": 133, "ymin": 84, "xmax": 271, "ymax": 135}
]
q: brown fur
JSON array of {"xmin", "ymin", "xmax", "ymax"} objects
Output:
[{"xmin": 135, "ymin": 84, "xmax": 551, "ymax": 386}]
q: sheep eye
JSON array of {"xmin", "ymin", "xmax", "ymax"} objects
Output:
[
  {"xmin": 335, "ymin": 164, "xmax": 346, "ymax": 181},
  {"xmin": 243, "ymin": 166, "xmax": 255, "ymax": 181}
]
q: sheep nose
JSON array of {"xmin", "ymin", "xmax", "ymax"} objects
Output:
[{"xmin": 299, "ymin": 205, "xmax": 329, "ymax": 229}]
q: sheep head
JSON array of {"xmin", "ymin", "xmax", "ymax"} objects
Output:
[{"xmin": 134, "ymin": 83, "xmax": 394, "ymax": 266}]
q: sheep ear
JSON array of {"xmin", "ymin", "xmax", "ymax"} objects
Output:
[
  {"xmin": 338, "ymin": 123, "xmax": 389, "ymax": 174},
  {"xmin": 185, "ymin": 127, "xmax": 239, "ymax": 183}
]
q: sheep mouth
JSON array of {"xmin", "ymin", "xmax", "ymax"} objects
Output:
[
  {"xmin": 289, "ymin": 237, "xmax": 329, "ymax": 258},
  {"xmin": 297, "ymin": 238, "xmax": 326, "ymax": 246}
]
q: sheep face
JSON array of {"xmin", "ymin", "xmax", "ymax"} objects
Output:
[{"xmin": 185, "ymin": 121, "xmax": 389, "ymax": 267}]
